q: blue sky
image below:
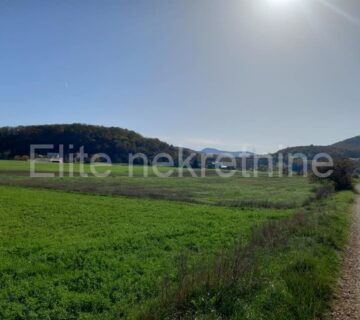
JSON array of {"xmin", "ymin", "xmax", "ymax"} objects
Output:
[{"xmin": 1, "ymin": 0, "xmax": 360, "ymax": 153}]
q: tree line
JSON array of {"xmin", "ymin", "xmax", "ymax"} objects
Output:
[{"xmin": 0, "ymin": 124, "xmax": 194, "ymax": 164}]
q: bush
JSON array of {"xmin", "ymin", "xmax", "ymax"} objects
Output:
[
  {"xmin": 330, "ymin": 159, "xmax": 356, "ymax": 190},
  {"xmin": 314, "ymin": 184, "xmax": 335, "ymax": 200},
  {"xmin": 312, "ymin": 158, "xmax": 355, "ymax": 191}
]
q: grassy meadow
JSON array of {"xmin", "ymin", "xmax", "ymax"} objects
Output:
[
  {"xmin": 0, "ymin": 160, "xmax": 355, "ymax": 319},
  {"xmin": 0, "ymin": 160, "xmax": 312, "ymax": 207}
]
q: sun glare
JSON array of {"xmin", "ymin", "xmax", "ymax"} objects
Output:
[{"xmin": 267, "ymin": 0, "xmax": 298, "ymax": 6}]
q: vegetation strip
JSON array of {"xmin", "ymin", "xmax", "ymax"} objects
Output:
[{"xmin": 139, "ymin": 190, "xmax": 354, "ymax": 320}]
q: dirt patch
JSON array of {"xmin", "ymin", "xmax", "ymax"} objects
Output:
[{"xmin": 331, "ymin": 185, "xmax": 360, "ymax": 320}]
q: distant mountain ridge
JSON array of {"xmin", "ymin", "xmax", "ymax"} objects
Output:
[
  {"xmin": 332, "ymin": 136, "xmax": 360, "ymax": 151},
  {"xmin": 276, "ymin": 135, "xmax": 360, "ymax": 159},
  {"xmin": 201, "ymin": 148, "xmax": 254, "ymax": 157},
  {"xmin": 1, "ymin": 124, "xmax": 359, "ymax": 162}
]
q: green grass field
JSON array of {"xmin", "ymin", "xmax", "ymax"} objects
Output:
[
  {"xmin": 0, "ymin": 160, "xmax": 355, "ymax": 319},
  {"xmin": 0, "ymin": 186, "xmax": 290, "ymax": 319},
  {"xmin": 0, "ymin": 160, "xmax": 313, "ymax": 206}
]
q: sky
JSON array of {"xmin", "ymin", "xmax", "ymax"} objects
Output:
[{"xmin": 1, "ymin": 0, "xmax": 360, "ymax": 153}]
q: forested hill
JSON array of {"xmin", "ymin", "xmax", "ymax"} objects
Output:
[
  {"xmin": 331, "ymin": 136, "xmax": 360, "ymax": 152},
  {"xmin": 0, "ymin": 124, "xmax": 191, "ymax": 163},
  {"xmin": 275, "ymin": 135, "xmax": 360, "ymax": 159}
]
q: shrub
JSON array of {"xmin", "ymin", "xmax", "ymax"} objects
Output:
[
  {"xmin": 312, "ymin": 158, "xmax": 355, "ymax": 191},
  {"xmin": 314, "ymin": 184, "xmax": 335, "ymax": 200}
]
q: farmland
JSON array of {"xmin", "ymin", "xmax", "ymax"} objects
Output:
[
  {"xmin": 0, "ymin": 160, "xmax": 355, "ymax": 319},
  {"xmin": 0, "ymin": 160, "xmax": 313, "ymax": 207}
]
